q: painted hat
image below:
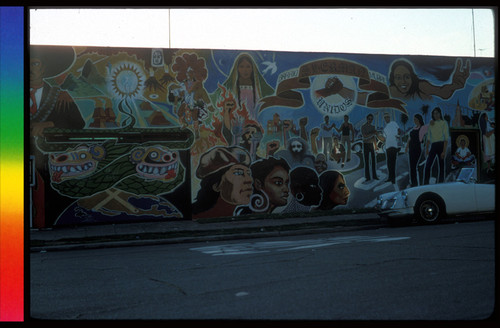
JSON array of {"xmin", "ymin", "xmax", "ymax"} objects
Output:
[
  {"xmin": 30, "ymin": 45, "xmax": 76, "ymax": 78},
  {"xmin": 196, "ymin": 146, "xmax": 251, "ymax": 179}
]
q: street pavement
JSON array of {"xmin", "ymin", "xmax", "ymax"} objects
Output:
[
  {"xmin": 30, "ymin": 220, "xmax": 495, "ymax": 320},
  {"xmin": 30, "ymin": 212, "xmax": 384, "ymax": 252}
]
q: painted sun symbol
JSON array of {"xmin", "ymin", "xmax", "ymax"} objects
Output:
[{"xmin": 111, "ymin": 63, "xmax": 145, "ymax": 99}]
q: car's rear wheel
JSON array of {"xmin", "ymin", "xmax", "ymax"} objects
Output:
[{"xmin": 415, "ymin": 194, "xmax": 445, "ymax": 224}]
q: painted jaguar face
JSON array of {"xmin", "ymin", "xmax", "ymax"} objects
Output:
[
  {"xmin": 49, "ymin": 145, "xmax": 105, "ymax": 183},
  {"xmin": 130, "ymin": 145, "xmax": 179, "ymax": 181}
]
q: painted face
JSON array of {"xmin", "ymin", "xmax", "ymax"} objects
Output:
[
  {"xmin": 49, "ymin": 145, "xmax": 104, "ymax": 183},
  {"xmin": 393, "ymin": 65, "xmax": 412, "ymax": 95},
  {"xmin": 237, "ymin": 58, "xmax": 253, "ymax": 80},
  {"xmin": 432, "ymin": 110, "xmax": 441, "ymax": 120},
  {"xmin": 218, "ymin": 164, "xmax": 253, "ymax": 205},
  {"xmin": 224, "ymin": 100, "xmax": 236, "ymax": 112},
  {"xmin": 314, "ymin": 156, "xmax": 327, "ymax": 173},
  {"xmin": 242, "ymin": 127, "xmax": 257, "ymax": 141},
  {"xmin": 291, "ymin": 141, "xmax": 303, "ymax": 153},
  {"xmin": 329, "ymin": 174, "xmax": 350, "ymax": 206},
  {"xmin": 262, "ymin": 166, "xmax": 290, "ymax": 207},
  {"xmin": 152, "ymin": 50, "xmax": 163, "ymax": 66},
  {"xmin": 131, "ymin": 146, "xmax": 179, "ymax": 181},
  {"xmin": 30, "ymin": 58, "xmax": 44, "ymax": 86}
]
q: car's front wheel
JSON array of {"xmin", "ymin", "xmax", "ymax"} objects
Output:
[{"xmin": 414, "ymin": 194, "xmax": 445, "ymax": 224}]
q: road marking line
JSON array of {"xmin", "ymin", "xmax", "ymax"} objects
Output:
[
  {"xmin": 190, "ymin": 235, "xmax": 411, "ymax": 256},
  {"xmin": 235, "ymin": 292, "xmax": 249, "ymax": 297}
]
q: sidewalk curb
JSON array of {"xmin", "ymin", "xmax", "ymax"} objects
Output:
[{"xmin": 30, "ymin": 221, "xmax": 385, "ymax": 252}]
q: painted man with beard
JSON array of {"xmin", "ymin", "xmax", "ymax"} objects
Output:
[{"xmin": 275, "ymin": 137, "xmax": 315, "ymax": 169}]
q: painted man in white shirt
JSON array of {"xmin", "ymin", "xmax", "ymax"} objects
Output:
[{"xmin": 382, "ymin": 111, "xmax": 402, "ymax": 184}]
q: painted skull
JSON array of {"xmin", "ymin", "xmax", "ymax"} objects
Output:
[
  {"xmin": 291, "ymin": 140, "xmax": 303, "ymax": 153},
  {"xmin": 130, "ymin": 145, "xmax": 179, "ymax": 181}
]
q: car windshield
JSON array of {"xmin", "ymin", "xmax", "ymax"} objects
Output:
[{"xmin": 456, "ymin": 167, "xmax": 474, "ymax": 183}]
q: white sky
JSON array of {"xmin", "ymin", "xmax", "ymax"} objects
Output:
[{"xmin": 29, "ymin": 8, "xmax": 495, "ymax": 57}]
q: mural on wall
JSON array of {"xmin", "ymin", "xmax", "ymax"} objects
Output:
[
  {"xmin": 29, "ymin": 45, "xmax": 495, "ymax": 226},
  {"xmin": 29, "ymin": 46, "xmax": 193, "ymax": 226}
]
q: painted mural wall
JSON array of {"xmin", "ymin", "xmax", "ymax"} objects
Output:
[{"xmin": 29, "ymin": 45, "xmax": 495, "ymax": 227}]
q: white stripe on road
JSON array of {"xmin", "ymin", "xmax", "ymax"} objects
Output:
[{"xmin": 190, "ymin": 235, "xmax": 410, "ymax": 256}]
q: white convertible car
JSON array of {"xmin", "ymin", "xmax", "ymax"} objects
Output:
[{"xmin": 375, "ymin": 167, "xmax": 495, "ymax": 225}]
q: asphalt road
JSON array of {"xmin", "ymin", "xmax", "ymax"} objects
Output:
[{"xmin": 30, "ymin": 219, "xmax": 495, "ymax": 321}]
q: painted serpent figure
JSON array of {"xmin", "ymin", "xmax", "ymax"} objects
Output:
[{"xmin": 35, "ymin": 127, "xmax": 192, "ymax": 198}]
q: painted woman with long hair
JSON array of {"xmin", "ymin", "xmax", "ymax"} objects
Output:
[
  {"xmin": 423, "ymin": 107, "xmax": 449, "ymax": 184},
  {"xmin": 213, "ymin": 53, "xmax": 274, "ymax": 121},
  {"xmin": 389, "ymin": 58, "xmax": 470, "ymax": 101},
  {"xmin": 314, "ymin": 170, "xmax": 350, "ymax": 211},
  {"xmin": 236, "ymin": 156, "xmax": 290, "ymax": 214}
]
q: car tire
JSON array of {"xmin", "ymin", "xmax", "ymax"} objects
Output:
[{"xmin": 414, "ymin": 193, "xmax": 445, "ymax": 224}]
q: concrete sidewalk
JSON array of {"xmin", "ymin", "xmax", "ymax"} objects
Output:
[{"xmin": 30, "ymin": 212, "xmax": 384, "ymax": 252}]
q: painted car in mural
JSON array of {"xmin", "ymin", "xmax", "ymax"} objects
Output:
[
  {"xmin": 375, "ymin": 167, "xmax": 495, "ymax": 225},
  {"xmin": 29, "ymin": 44, "xmax": 495, "ymax": 227}
]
